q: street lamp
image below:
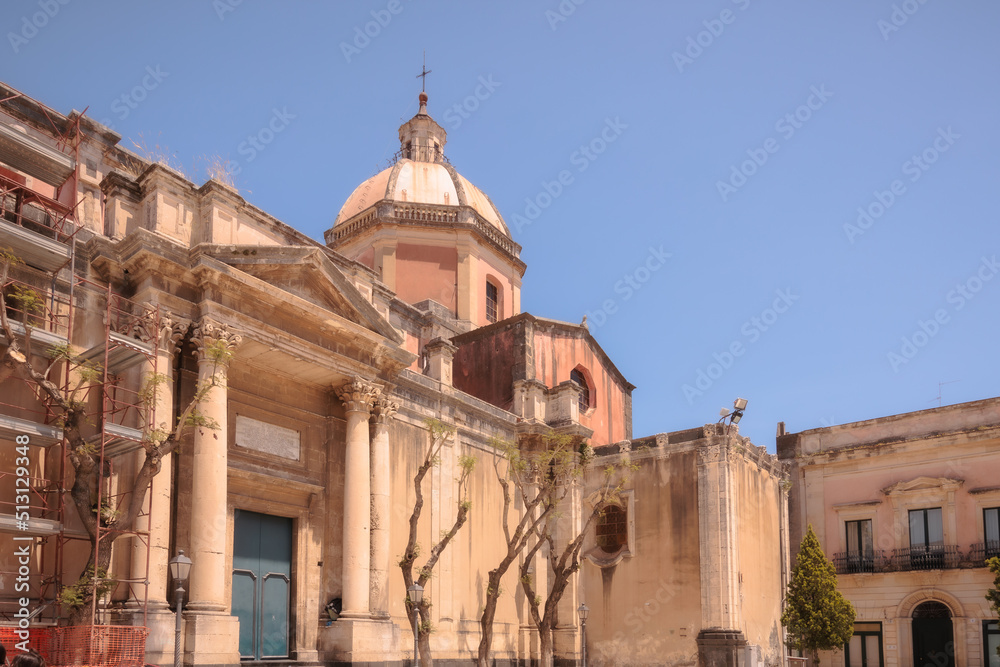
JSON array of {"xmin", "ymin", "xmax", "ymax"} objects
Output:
[
  {"xmin": 408, "ymin": 582, "xmax": 423, "ymax": 666},
  {"xmin": 577, "ymin": 602, "xmax": 589, "ymax": 667},
  {"xmin": 169, "ymin": 550, "xmax": 192, "ymax": 667}
]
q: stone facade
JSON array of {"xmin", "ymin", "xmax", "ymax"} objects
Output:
[
  {"xmin": 778, "ymin": 398, "xmax": 1000, "ymax": 667},
  {"xmin": 0, "ymin": 80, "xmax": 793, "ymax": 667}
]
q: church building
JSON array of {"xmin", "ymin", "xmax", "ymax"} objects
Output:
[{"xmin": 0, "ymin": 80, "xmax": 789, "ymax": 667}]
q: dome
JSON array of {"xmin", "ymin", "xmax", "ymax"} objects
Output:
[
  {"xmin": 331, "ymin": 92, "xmax": 510, "ymax": 237},
  {"xmin": 333, "ymin": 160, "xmax": 510, "ymax": 236}
]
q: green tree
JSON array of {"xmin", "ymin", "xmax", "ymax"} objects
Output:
[
  {"xmin": 987, "ymin": 557, "xmax": 1000, "ymax": 658},
  {"xmin": 781, "ymin": 524, "xmax": 856, "ymax": 663}
]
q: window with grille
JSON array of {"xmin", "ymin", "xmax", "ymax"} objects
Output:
[
  {"xmin": 845, "ymin": 519, "xmax": 874, "ymax": 573},
  {"xmin": 986, "ymin": 507, "xmax": 1000, "ymax": 558},
  {"xmin": 570, "ymin": 368, "xmax": 590, "ymax": 413},
  {"xmin": 595, "ymin": 504, "xmax": 627, "ymax": 554},
  {"xmin": 485, "ymin": 281, "xmax": 498, "ymax": 323}
]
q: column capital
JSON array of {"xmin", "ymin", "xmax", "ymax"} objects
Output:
[
  {"xmin": 158, "ymin": 314, "xmax": 190, "ymax": 356},
  {"xmin": 335, "ymin": 376, "xmax": 381, "ymax": 414},
  {"xmin": 191, "ymin": 318, "xmax": 242, "ymax": 362},
  {"xmin": 372, "ymin": 396, "xmax": 399, "ymax": 426}
]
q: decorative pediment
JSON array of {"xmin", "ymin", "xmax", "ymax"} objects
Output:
[
  {"xmin": 203, "ymin": 245, "xmax": 402, "ymax": 344},
  {"xmin": 882, "ymin": 476, "xmax": 963, "ymax": 496}
]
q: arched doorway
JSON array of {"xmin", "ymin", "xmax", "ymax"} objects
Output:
[{"xmin": 912, "ymin": 601, "xmax": 954, "ymax": 667}]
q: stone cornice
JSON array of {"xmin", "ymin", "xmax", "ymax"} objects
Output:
[{"xmin": 328, "ymin": 201, "xmax": 526, "ymax": 276}]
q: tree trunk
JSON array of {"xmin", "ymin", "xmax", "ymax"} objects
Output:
[
  {"xmin": 418, "ymin": 604, "xmax": 432, "ymax": 667},
  {"xmin": 538, "ymin": 622, "xmax": 554, "ymax": 667},
  {"xmin": 66, "ymin": 537, "xmax": 115, "ymax": 626},
  {"xmin": 476, "ymin": 571, "xmax": 502, "ymax": 667}
]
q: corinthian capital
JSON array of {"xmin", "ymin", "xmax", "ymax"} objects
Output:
[
  {"xmin": 191, "ymin": 318, "xmax": 242, "ymax": 362},
  {"xmin": 159, "ymin": 314, "xmax": 190, "ymax": 355},
  {"xmin": 372, "ymin": 396, "xmax": 399, "ymax": 426},
  {"xmin": 336, "ymin": 376, "xmax": 381, "ymax": 414}
]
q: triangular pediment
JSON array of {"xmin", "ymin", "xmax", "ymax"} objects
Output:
[
  {"xmin": 204, "ymin": 245, "xmax": 401, "ymax": 343},
  {"xmin": 882, "ymin": 476, "xmax": 963, "ymax": 496}
]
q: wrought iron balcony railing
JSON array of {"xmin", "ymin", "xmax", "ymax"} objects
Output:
[
  {"xmin": 833, "ymin": 550, "xmax": 890, "ymax": 574},
  {"xmin": 890, "ymin": 545, "xmax": 961, "ymax": 571},
  {"xmin": 966, "ymin": 541, "xmax": 1000, "ymax": 564}
]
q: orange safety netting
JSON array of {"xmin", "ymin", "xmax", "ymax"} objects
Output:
[{"xmin": 0, "ymin": 626, "xmax": 148, "ymax": 667}]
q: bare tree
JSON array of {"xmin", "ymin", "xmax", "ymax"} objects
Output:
[
  {"xmin": 517, "ymin": 446, "xmax": 635, "ymax": 667},
  {"xmin": 476, "ymin": 432, "xmax": 614, "ymax": 667},
  {"xmin": 1, "ymin": 250, "xmax": 227, "ymax": 624},
  {"xmin": 398, "ymin": 418, "xmax": 476, "ymax": 667}
]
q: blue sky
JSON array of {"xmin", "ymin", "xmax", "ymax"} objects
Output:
[{"xmin": 4, "ymin": 1, "xmax": 998, "ymax": 449}]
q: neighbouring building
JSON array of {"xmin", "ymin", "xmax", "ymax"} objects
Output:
[
  {"xmin": 0, "ymin": 80, "xmax": 789, "ymax": 667},
  {"xmin": 778, "ymin": 398, "xmax": 1000, "ymax": 667}
]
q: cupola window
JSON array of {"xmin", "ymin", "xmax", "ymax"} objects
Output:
[{"xmin": 485, "ymin": 280, "xmax": 499, "ymax": 323}]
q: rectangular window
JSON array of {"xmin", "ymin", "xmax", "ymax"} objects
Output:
[
  {"xmin": 985, "ymin": 621, "xmax": 1000, "ymax": 667},
  {"xmin": 485, "ymin": 281, "xmax": 498, "ymax": 323},
  {"xmin": 846, "ymin": 519, "xmax": 874, "ymax": 573},
  {"xmin": 909, "ymin": 507, "xmax": 944, "ymax": 569},
  {"xmin": 986, "ymin": 507, "xmax": 1000, "ymax": 558},
  {"xmin": 845, "ymin": 622, "xmax": 883, "ymax": 667}
]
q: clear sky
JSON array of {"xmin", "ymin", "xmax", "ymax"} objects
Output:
[{"xmin": 4, "ymin": 0, "xmax": 998, "ymax": 449}]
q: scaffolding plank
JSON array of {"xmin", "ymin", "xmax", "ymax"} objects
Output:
[
  {"xmin": 0, "ymin": 413, "xmax": 62, "ymax": 446},
  {"xmin": 88, "ymin": 422, "xmax": 145, "ymax": 457},
  {"xmin": 0, "ymin": 512, "xmax": 62, "ymax": 536},
  {"xmin": 0, "ymin": 218, "xmax": 71, "ymax": 271},
  {"xmin": 78, "ymin": 331, "xmax": 154, "ymax": 373},
  {"xmin": 9, "ymin": 319, "xmax": 69, "ymax": 351},
  {"xmin": 0, "ymin": 122, "xmax": 76, "ymax": 186}
]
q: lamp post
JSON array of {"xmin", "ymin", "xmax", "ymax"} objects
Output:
[
  {"xmin": 408, "ymin": 582, "xmax": 423, "ymax": 667},
  {"xmin": 169, "ymin": 550, "xmax": 192, "ymax": 667},
  {"xmin": 577, "ymin": 602, "xmax": 589, "ymax": 667}
]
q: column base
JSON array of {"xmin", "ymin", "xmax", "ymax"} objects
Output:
[
  {"xmin": 319, "ymin": 617, "xmax": 399, "ymax": 665},
  {"xmin": 111, "ymin": 608, "xmax": 179, "ymax": 666},
  {"xmin": 183, "ymin": 611, "xmax": 240, "ymax": 667},
  {"xmin": 697, "ymin": 629, "xmax": 747, "ymax": 667}
]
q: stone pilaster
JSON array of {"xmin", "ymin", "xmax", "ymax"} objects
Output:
[
  {"xmin": 186, "ymin": 320, "xmax": 241, "ymax": 614},
  {"xmin": 369, "ymin": 396, "xmax": 398, "ymax": 619},
  {"xmin": 425, "ymin": 337, "xmax": 457, "ymax": 385},
  {"xmin": 335, "ymin": 376, "xmax": 380, "ymax": 618}
]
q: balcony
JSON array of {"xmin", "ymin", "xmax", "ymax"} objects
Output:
[
  {"xmin": 833, "ymin": 550, "xmax": 891, "ymax": 574},
  {"xmin": 835, "ymin": 545, "xmax": 970, "ymax": 573},
  {"xmin": 891, "ymin": 545, "xmax": 961, "ymax": 571},
  {"xmin": 967, "ymin": 541, "xmax": 1000, "ymax": 564}
]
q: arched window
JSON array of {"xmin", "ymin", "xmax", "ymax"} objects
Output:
[
  {"xmin": 595, "ymin": 504, "xmax": 628, "ymax": 554},
  {"xmin": 570, "ymin": 368, "xmax": 590, "ymax": 413}
]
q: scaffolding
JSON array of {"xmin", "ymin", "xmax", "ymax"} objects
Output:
[{"xmin": 1, "ymin": 97, "xmax": 155, "ymax": 664}]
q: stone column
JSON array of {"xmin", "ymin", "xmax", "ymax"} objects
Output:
[
  {"xmin": 186, "ymin": 320, "xmax": 241, "ymax": 612},
  {"xmin": 335, "ymin": 376, "xmax": 380, "ymax": 618},
  {"xmin": 122, "ymin": 316, "xmax": 187, "ymax": 665},
  {"xmin": 131, "ymin": 315, "xmax": 187, "ymax": 609},
  {"xmin": 369, "ymin": 396, "xmax": 398, "ymax": 619}
]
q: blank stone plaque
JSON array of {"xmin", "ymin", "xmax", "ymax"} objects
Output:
[{"xmin": 235, "ymin": 415, "xmax": 300, "ymax": 461}]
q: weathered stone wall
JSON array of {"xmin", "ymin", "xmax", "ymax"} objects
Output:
[{"xmin": 581, "ymin": 441, "xmax": 703, "ymax": 667}]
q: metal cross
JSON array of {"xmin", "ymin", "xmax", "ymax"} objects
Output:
[{"xmin": 416, "ymin": 51, "xmax": 431, "ymax": 92}]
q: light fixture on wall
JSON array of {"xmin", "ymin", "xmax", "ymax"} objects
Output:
[{"xmin": 718, "ymin": 398, "xmax": 748, "ymax": 432}]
